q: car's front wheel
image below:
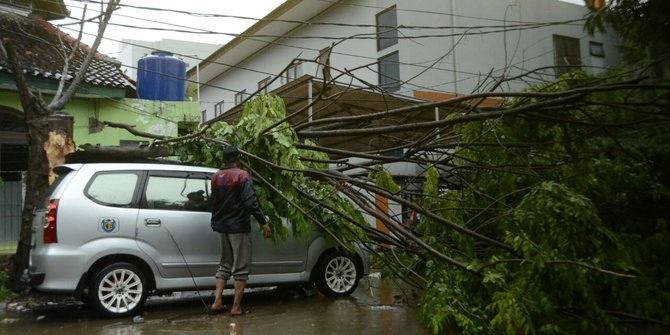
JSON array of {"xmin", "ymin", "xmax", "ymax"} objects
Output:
[
  {"xmin": 89, "ymin": 262, "xmax": 148, "ymax": 318},
  {"xmin": 314, "ymin": 251, "xmax": 360, "ymax": 296}
]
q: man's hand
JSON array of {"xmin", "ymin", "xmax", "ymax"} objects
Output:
[{"xmin": 261, "ymin": 223, "xmax": 271, "ymax": 239}]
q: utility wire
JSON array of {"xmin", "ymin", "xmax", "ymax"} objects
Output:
[
  {"xmin": 64, "ymin": 0, "xmax": 587, "ymax": 27},
  {"xmin": 2, "ymin": 0, "xmax": 608, "ymax": 115},
  {"xmin": 42, "ymin": 0, "xmax": 592, "ymax": 84}
]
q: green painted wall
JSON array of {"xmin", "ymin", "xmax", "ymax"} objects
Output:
[
  {"xmin": 0, "ymin": 91, "xmax": 22, "ymax": 111},
  {"xmin": 0, "ymin": 91, "xmax": 201, "ymax": 146},
  {"xmin": 70, "ymin": 98, "xmax": 200, "ymax": 146}
]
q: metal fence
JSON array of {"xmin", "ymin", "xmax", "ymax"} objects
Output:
[{"xmin": 0, "ymin": 178, "xmax": 22, "ymax": 252}]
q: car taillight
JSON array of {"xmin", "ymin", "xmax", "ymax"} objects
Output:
[{"xmin": 44, "ymin": 199, "xmax": 59, "ymax": 244}]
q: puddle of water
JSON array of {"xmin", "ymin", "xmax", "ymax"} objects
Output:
[{"xmin": 0, "ymin": 276, "xmax": 433, "ymax": 335}]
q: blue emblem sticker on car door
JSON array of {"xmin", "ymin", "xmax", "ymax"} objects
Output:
[{"xmin": 99, "ymin": 218, "xmax": 119, "ymax": 233}]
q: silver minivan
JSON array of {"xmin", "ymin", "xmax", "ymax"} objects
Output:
[{"xmin": 29, "ymin": 163, "xmax": 369, "ymax": 317}]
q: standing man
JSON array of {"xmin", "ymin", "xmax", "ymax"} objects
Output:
[{"xmin": 210, "ymin": 145, "xmax": 271, "ymax": 316}]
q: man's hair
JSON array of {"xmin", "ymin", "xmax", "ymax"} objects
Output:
[{"xmin": 222, "ymin": 145, "xmax": 240, "ymax": 163}]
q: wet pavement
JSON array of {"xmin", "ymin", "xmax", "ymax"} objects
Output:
[{"xmin": 0, "ymin": 274, "xmax": 433, "ymax": 335}]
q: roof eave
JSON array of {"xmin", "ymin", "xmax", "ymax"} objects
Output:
[{"xmin": 188, "ymin": 0, "xmax": 341, "ymax": 85}]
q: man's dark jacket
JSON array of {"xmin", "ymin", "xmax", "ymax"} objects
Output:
[{"xmin": 210, "ymin": 166, "xmax": 267, "ymax": 233}]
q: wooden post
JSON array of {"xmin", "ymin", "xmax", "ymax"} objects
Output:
[{"xmin": 375, "ymin": 194, "xmax": 390, "ymax": 234}]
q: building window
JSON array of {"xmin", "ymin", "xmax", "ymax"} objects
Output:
[
  {"xmin": 258, "ymin": 76, "xmax": 272, "ymax": 94},
  {"xmin": 235, "ymin": 90, "xmax": 247, "ymax": 105},
  {"xmin": 283, "ymin": 62, "xmax": 302, "ymax": 84},
  {"xmin": 376, "ymin": 6, "xmax": 398, "ymax": 51},
  {"xmin": 214, "ymin": 100, "xmax": 224, "ymax": 117},
  {"xmin": 589, "ymin": 41, "xmax": 605, "ymax": 57},
  {"xmin": 201, "ymin": 110, "xmax": 207, "ymax": 122},
  {"xmin": 553, "ymin": 35, "xmax": 582, "ymax": 77},
  {"xmin": 378, "ymin": 51, "xmax": 400, "ymax": 92}
]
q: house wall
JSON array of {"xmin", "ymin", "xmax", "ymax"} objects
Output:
[
  {"xmin": 199, "ymin": 0, "xmax": 378, "ymax": 118},
  {"xmin": 0, "ymin": 92, "xmax": 201, "ymax": 146},
  {"xmin": 69, "ymin": 98, "xmax": 201, "ymax": 146},
  {"xmin": 199, "ymin": 0, "xmax": 620, "ymax": 120}
]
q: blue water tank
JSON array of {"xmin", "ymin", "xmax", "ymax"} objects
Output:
[{"xmin": 137, "ymin": 51, "xmax": 186, "ymax": 101}]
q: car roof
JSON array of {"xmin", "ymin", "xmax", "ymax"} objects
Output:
[{"xmin": 57, "ymin": 163, "xmax": 218, "ymax": 174}]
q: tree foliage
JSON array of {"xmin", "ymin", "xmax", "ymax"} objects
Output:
[
  {"xmin": 168, "ymin": 94, "xmax": 366, "ymax": 245},
  {"xmin": 158, "ymin": 66, "xmax": 669, "ymax": 334},
  {"xmin": 586, "ymin": 0, "xmax": 670, "ymax": 66},
  {"xmin": 411, "ymin": 71, "xmax": 670, "ymax": 334}
]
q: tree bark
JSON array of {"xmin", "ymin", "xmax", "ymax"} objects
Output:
[
  {"xmin": 2, "ymin": 38, "xmax": 49, "ymax": 289},
  {"xmin": 66, "ymin": 144, "xmax": 171, "ymax": 163},
  {"xmin": 12, "ymin": 115, "xmax": 73, "ymax": 289}
]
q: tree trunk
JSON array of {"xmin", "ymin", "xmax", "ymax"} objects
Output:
[
  {"xmin": 2, "ymin": 0, "xmax": 122, "ymax": 290},
  {"xmin": 11, "ymin": 115, "xmax": 73, "ymax": 290},
  {"xmin": 67, "ymin": 144, "xmax": 171, "ymax": 163}
]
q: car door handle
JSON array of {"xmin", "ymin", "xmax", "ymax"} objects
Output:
[{"xmin": 145, "ymin": 218, "xmax": 162, "ymax": 227}]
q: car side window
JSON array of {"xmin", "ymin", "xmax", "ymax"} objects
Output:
[
  {"xmin": 85, "ymin": 172, "xmax": 140, "ymax": 207},
  {"xmin": 144, "ymin": 174, "xmax": 211, "ymax": 212}
]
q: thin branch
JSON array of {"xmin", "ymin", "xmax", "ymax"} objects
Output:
[
  {"xmin": 304, "ymin": 168, "xmax": 515, "ymax": 253},
  {"xmin": 298, "ymin": 93, "xmax": 587, "ymax": 138},
  {"xmin": 103, "ymin": 121, "xmax": 170, "ymax": 140},
  {"xmin": 296, "ymin": 80, "xmax": 658, "ymax": 132},
  {"xmin": 48, "ymin": 0, "xmax": 119, "ymax": 111},
  {"xmin": 477, "ymin": 258, "xmax": 638, "ymax": 279},
  {"xmin": 336, "ymin": 179, "xmax": 480, "ymax": 276},
  {"xmin": 53, "ymin": 4, "xmax": 88, "ymax": 101}
]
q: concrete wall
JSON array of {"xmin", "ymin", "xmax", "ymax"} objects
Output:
[
  {"xmin": 199, "ymin": 0, "xmax": 620, "ymax": 120},
  {"xmin": 0, "ymin": 92, "xmax": 201, "ymax": 147},
  {"xmin": 70, "ymin": 98, "xmax": 201, "ymax": 146}
]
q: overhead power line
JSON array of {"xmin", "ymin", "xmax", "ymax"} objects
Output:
[
  {"xmin": 3, "ymin": 0, "xmax": 603, "ymax": 106},
  {"xmin": 65, "ymin": 0, "xmax": 586, "ymax": 27}
]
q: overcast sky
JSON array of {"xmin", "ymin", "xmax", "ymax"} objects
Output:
[
  {"xmin": 54, "ymin": 0, "xmax": 284, "ymax": 56},
  {"xmin": 53, "ymin": 0, "xmax": 584, "ymax": 57}
]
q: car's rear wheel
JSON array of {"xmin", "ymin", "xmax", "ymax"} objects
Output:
[
  {"xmin": 314, "ymin": 251, "xmax": 360, "ymax": 296},
  {"xmin": 89, "ymin": 262, "xmax": 148, "ymax": 318}
]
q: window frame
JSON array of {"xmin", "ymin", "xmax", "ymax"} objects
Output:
[
  {"xmin": 553, "ymin": 34, "xmax": 582, "ymax": 77},
  {"xmin": 84, "ymin": 171, "xmax": 143, "ymax": 208},
  {"xmin": 378, "ymin": 51, "xmax": 400, "ymax": 92},
  {"xmin": 589, "ymin": 41, "xmax": 605, "ymax": 57},
  {"xmin": 376, "ymin": 5, "xmax": 398, "ymax": 51},
  {"xmin": 141, "ymin": 171, "xmax": 213, "ymax": 212}
]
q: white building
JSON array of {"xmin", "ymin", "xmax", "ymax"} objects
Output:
[
  {"xmin": 118, "ymin": 38, "xmax": 219, "ymax": 81},
  {"xmin": 189, "ymin": 0, "xmax": 620, "ymax": 229},
  {"xmin": 191, "ymin": 0, "xmax": 619, "ymax": 122}
]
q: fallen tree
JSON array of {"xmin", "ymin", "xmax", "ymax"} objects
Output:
[{"xmin": 91, "ymin": 65, "xmax": 670, "ymax": 334}]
